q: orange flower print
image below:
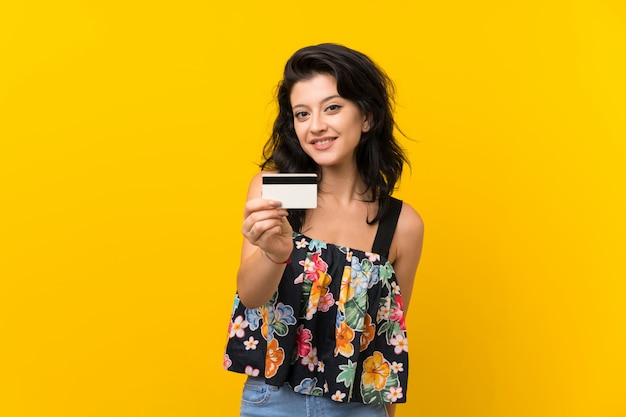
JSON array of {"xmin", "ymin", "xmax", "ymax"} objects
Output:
[
  {"xmin": 334, "ymin": 319, "xmax": 355, "ymax": 358},
  {"xmin": 363, "ymin": 351, "xmax": 391, "ymax": 390},
  {"xmin": 259, "ymin": 305, "xmax": 272, "ymax": 340},
  {"xmin": 313, "ymin": 270, "xmax": 331, "ymax": 297},
  {"xmin": 337, "ymin": 267, "xmax": 355, "ymax": 311},
  {"xmin": 265, "ymin": 338, "xmax": 285, "ymax": 378},
  {"xmin": 360, "ymin": 314, "xmax": 375, "ymax": 352}
]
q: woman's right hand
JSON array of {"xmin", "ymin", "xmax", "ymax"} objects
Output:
[
  {"xmin": 241, "ymin": 198, "xmax": 292, "ymax": 262},
  {"xmin": 236, "ymin": 172, "xmax": 294, "ymax": 308}
]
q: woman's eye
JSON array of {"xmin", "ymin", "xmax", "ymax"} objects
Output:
[
  {"xmin": 326, "ymin": 104, "xmax": 342, "ymax": 112},
  {"xmin": 294, "ymin": 111, "xmax": 309, "ymax": 120}
]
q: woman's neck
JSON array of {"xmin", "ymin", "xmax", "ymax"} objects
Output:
[{"xmin": 318, "ymin": 166, "xmax": 371, "ymax": 204}]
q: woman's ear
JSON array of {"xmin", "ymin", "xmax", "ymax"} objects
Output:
[{"xmin": 362, "ymin": 113, "xmax": 373, "ymax": 132}]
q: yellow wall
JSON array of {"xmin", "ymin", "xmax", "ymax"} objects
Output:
[{"xmin": 1, "ymin": 1, "xmax": 624, "ymax": 416}]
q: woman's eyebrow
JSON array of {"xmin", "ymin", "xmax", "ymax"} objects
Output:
[{"xmin": 292, "ymin": 95, "xmax": 342, "ymax": 110}]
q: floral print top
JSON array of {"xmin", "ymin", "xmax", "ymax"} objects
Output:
[{"xmin": 223, "ymin": 228, "xmax": 409, "ymax": 405}]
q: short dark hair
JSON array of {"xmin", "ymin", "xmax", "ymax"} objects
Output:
[{"xmin": 261, "ymin": 43, "xmax": 409, "ymax": 225}]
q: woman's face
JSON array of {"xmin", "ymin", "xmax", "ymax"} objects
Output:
[{"xmin": 290, "ymin": 73, "xmax": 370, "ymax": 169}]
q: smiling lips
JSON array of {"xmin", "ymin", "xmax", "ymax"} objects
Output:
[{"xmin": 310, "ymin": 136, "xmax": 336, "ymax": 149}]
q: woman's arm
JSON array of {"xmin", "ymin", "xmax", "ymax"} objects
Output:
[
  {"xmin": 236, "ymin": 172, "xmax": 293, "ymax": 309},
  {"xmin": 389, "ymin": 202, "xmax": 424, "ymax": 314},
  {"xmin": 386, "ymin": 203, "xmax": 424, "ymax": 417}
]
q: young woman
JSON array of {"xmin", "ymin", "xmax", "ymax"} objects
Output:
[{"xmin": 223, "ymin": 43, "xmax": 424, "ymax": 417}]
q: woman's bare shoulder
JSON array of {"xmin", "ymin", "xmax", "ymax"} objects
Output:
[
  {"xmin": 398, "ymin": 202, "xmax": 424, "ymax": 237},
  {"xmin": 390, "ymin": 201, "xmax": 424, "ymax": 262}
]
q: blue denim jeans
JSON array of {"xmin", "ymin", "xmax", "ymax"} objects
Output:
[{"xmin": 239, "ymin": 377, "xmax": 389, "ymax": 417}]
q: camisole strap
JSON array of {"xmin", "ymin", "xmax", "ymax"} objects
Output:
[{"xmin": 371, "ymin": 197, "xmax": 403, "ymax": 259}]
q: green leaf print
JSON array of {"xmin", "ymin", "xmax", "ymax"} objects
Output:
[
  {"xmin": 361, "ymin": 259, "xmax": 373, "ymax": 273},
  {"xmin": 377, "ymin": 320, "xmax": 393, "ymax": 336},
  {"xmin": 273, "ymin": 321, "xmax": 288, "ymax": 337},
  {"xmin": 377, "ymin": 319, "xmax": 402, "ymax": 343},
  {"xmin": 337, "ymin": 246, "xmax": 350, "ymax": 255},
  {"xmin": 337, "ymin": 360, "xmax": 357, "ymax": 388},
  {"xmin": 300, "ymin": 279, "xmax": 313, "ymax": 317},
  {"xmin": 345, "ymin": 292, "xmax": 367, "ymax": 330},
  {"xmin": 379, "ymin": 262, "xmax": 394, "ymax": 283}
]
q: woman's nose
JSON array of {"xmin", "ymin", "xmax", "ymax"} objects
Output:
[{"xmin": 309, "ymin": 113, "xmax": 327, "ymax": 133}]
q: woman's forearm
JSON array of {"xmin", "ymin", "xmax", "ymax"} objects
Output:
[{"xmin": 236, "ymin": 248, "xmax": 289, "ymax": 308}]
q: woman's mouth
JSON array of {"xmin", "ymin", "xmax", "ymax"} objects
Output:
[
  {"xmin": 313, "ymin": 138, "xmax": 334, "ymax": 145},
  {"xmin": 311, "ymin": 137, "xmax": 336, "ymax": 149}
]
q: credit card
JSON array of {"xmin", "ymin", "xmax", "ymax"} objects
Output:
[{"xmin": 261, "ymin": 173, "xmax": 318, "ymax": 209}]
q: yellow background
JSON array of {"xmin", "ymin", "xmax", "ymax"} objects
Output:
[{"xmin": 1, "ymin": 1, "xmax": 625, "ymax": 416}]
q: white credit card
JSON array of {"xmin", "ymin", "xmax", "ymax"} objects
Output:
[{"xmin": 262, "ymin": 173, "xmax": 318, "ymax": 209}]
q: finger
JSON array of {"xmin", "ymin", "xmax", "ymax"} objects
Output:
[
  {"xmin": 279, "ymin": 215, "xmax": 292, "ymax": 233},
  {"xmin": 242, "ymin": 208, "xmax": 288, "ymax": 235},
  {"xmin": 246, "ymin": 217, "xmax": 288, "ymax": 239},
  {"xmin": 242, "ymin": 221, "xmax": 257, "ymax": 243},
  {"xmin": 244, "ymin": 198, "xmax": 283, "ymax": 218},
  {"xmin": 242, "ymin": 216, "xmax": 287, "ymax": 244}
]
